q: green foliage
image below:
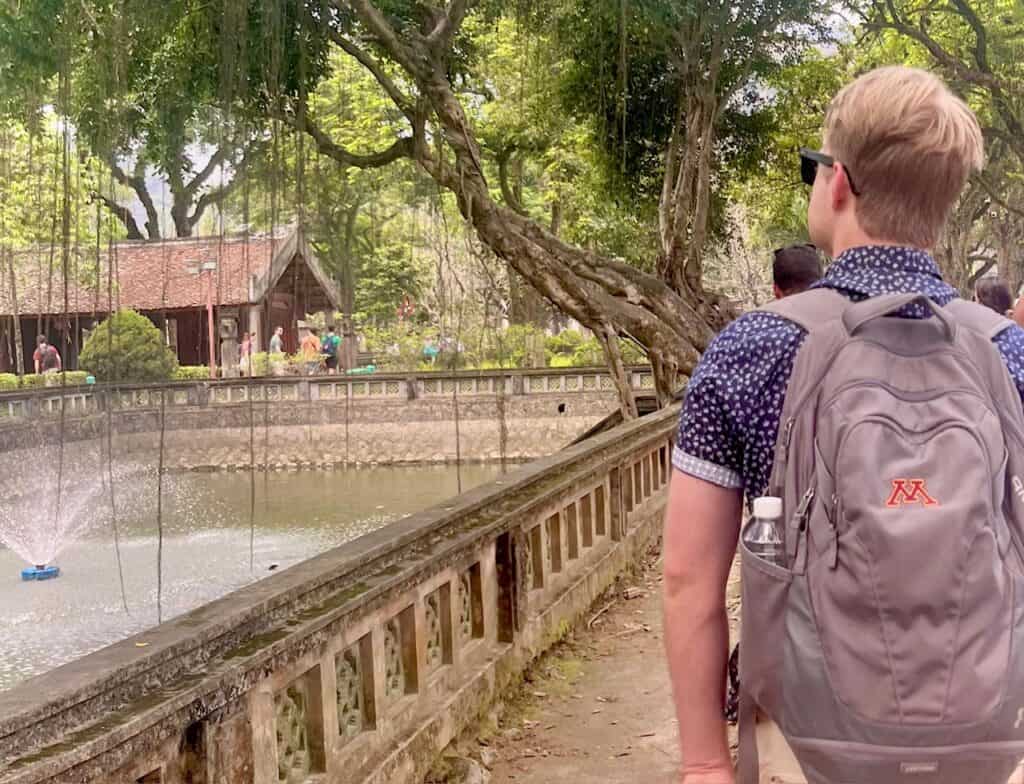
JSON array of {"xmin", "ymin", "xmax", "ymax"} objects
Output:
[
  {"xmin": 172, "ymin": 365, "xmax": 210, "ymax": 381},
  {"xmin": 50, "ymin": 371, "xmax": 88, "ymax": 386},
  {"xmin": 544, "ymin": 329, "xmax": 586, "ymax": 361},
  {"xmin": 79, "ymin": 309, "xmax": 178, "ymax": 383},
  {"xmin": 362, "ymin": 322, "xmax": 647, "ymax": 372},
  {"xmin": 571, "ymin": 337, "xmax": 646, "ymax": 368},
  {"xmin": 0, "ymin": 371, "xmax": 87, "ymax": 390},
  {"xmin": 355, "ymin": 241, "xmax": 429, "ymax": 324}
]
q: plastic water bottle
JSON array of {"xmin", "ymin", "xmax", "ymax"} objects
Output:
[{"xmin": 743, "ymin": 496, "xmax": 784, "ymax": 567}]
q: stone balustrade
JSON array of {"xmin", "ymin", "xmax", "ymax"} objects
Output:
[
  {"xmin": 0, "ymin": 366, "xmax": 655, "ymax": 475},
  {"xmin": 0, "ymin": 404, "xmax": 677, "ymax": 784},
  {"xmin": 0, "ymin": 366, "xmax": 655, "ymax": 420}
]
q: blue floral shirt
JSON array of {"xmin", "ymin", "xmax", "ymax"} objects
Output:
[{"xmin": 674, "ymin": 245, "xmax": 1024, "ymax": 499}]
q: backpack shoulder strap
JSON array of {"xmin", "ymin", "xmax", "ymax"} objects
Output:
[
  {"xmin": 943, "ymin": 298, "xmax": 1015, "ymax": 341},
  {"xmin": 755, "ymin": 288, "xmax": 848, "ymax": 333}
]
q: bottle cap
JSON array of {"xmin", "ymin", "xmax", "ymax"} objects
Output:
[{"xmin": 753, "ymin": 496, "xmax": 783, "ymax": 519}]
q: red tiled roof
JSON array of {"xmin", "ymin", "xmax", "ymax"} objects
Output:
[{"xmin": 0, "ymin": 234, "xmax": 284, "ymax": 316}]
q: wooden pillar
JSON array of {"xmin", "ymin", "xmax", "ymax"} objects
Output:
[{"xmin": 248, "ymin": 305, "xmax": 262, "ymax": 356}]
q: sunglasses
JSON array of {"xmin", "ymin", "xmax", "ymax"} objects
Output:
[{"xmin": 800, "ymin": 148, "xmax": 861, "ymax": 197}]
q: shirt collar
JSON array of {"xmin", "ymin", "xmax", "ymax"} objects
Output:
[{"xmin": 811, "ymin": 245, "xmax": 957, "ymax": 303}]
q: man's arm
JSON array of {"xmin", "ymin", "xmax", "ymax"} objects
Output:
[
  {"xmin": 663, "ymin": 470, "xmax": 743, "ymax": 783},
  {"xmin": 33, "ymin": 353, "xmax": 40, "ymax": 374},
  {"xmin": 55, "ymin": 349, "xmax": 62, "ymax": 371}
]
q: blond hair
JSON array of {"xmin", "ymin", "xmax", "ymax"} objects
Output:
[{"xmin": 825, "ymin": 66, "xmax": 984, "ymax": 248}]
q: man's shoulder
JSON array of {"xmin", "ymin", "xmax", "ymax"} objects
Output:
[{"xmin": 699, "ymin": 309, "xmax": 806, "ymax": 366}]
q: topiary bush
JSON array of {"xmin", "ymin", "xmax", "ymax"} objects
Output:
[
  {"xmin": 79, "ymin": 309, "xmax": 178, "ymax": 383},
  {"xmin": 172, "ymin": 365, "xmax": 210, "ymax": 381},
  {"xmin": 0, "ymin": 371, "xmax": 88, "ymax": 390},
  {"xmin": 17, "ymin": 373, "xmax": 44, "ymax": 389}
]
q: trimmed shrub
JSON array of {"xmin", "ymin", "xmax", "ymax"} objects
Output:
[
  {"xmin": 0, "ymin": 371, "xmax": 88, "ymax": 390},
  {"xmin": 79, "ymin": 309, "xmax": 178, "ymax": 383},
  {"xmin": 172, "ymin": 365, "xmax": 211, "ymax": 381}
]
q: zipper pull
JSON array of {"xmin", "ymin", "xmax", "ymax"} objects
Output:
[
  {"xmin": 779, "ymin": 417, "xmax": 796, "ymax": 462},
  {"xmin": 827, "ymin": 492, "xmax": 840, "ymax": 569},
  {"xmin": 786, "ymin": 486, "xmax": 815, "ymax": 561}
]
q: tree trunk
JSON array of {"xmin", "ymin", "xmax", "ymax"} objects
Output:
[
  {"xmin": 598, "ymin": 326, "xmax": 637, "ymax": 419},
  {"xmin": 317, "ymin": 3, "xmax": 738, "ymax": 410},
  {"xmin": 340, "ymin": 202, "xmax": 359, "ymax": 320},
  {"xmin": 7, "ymin": 249, "xmax": 24, "ymax": 376}
]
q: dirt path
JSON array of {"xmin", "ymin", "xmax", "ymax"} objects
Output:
[
  {"xmin": 453, "ymin": 549, "xmax": 736, "ymax": 784},
  {"xmin": 467, "ymin": 549, "xmax": 742, "ymax": 784}
]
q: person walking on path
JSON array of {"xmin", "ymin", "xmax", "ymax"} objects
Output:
[
  {"xmin": 663, "ymin": 66, "xmax": 1024, "ymax": 784},
  {"xmin": 975, "ymin": 277, "xmax": 1014, "ymax": 317},
  {"xmin": 772, "ymin": 244, "xmax": 822, "ymax": 299}
]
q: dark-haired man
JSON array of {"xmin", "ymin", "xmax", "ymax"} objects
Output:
[{"xmin": 772, "ymin": 244, "xmax": 822, "ymax": 299}]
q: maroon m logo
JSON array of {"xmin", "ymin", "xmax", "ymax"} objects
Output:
[{"xmin": 885, "ymin": 479, "xmax": 940, "ymax": 508}]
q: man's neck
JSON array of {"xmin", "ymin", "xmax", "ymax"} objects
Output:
[{"xmin": 829, "ymin": 226, "xmax": 929, "ymax": 260}]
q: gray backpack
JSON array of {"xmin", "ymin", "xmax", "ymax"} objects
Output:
[{"xmin": 739, "ymin": 291, "xmax": 1024, "ymax": 784}]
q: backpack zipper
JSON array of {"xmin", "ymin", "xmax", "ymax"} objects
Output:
[
  {"xmin": 828, "ymin": 492, "xmax": 840, "ymax": 569},
  {"xmin": 787, "ymin": 485, "xmax": 815, "ymax": 567},
  {"xmin": 778, "ymin": 416, "xmax": 796, "ymax": 465}
]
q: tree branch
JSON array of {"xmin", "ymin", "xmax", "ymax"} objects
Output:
[
  {"xmin": 495, "ymin": 147, "xmax": 527, "ymax": 216},
  {"xmin": 290, "ymin": 111, "xmax": 416, "ymax": 168},
  {"xmin": 975, "ymin": 175, "xmax": 1024, "ymax": 220},
  {"xmin": 108, "ymin": 155, "xmax": 160, "ymax": 239},
  {"xmin": 949, "ymin": 0, "xmax": 992, "ymax": 75},
  {"xmin": 327, "ymin": 28, "xmax": 417, "ymax": 120},
  {"xmin": 186, "ymin": 145, "xmax": 256, "ymax": 231},
  {"xmin": 182, "ymin": 145, "xmax": 231, "ymax": 200},
  {"xmin": 967, "ymin": 257, "xmax": 997, "ymax": 288},
  {"xmin": 870, "ymin": 0, "xmax": 999, "ymax": 90},
  {"xmin": 426, "ymin": 0, "xmax": 471, "ymax": 51},
  {"xmin": 92, "ymin": 192, "xmax": 144, "ymax": 241},
  {"xmin": 336, "ymin": 0, "xmax": 420, "ymax": 75}
]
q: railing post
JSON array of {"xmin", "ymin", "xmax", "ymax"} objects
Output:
[{"xmin": 609, "ymin": 465, "xmax": 624, "ymax": 541}]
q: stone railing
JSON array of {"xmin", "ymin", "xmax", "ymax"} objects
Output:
[
  {"xmin": 0, "ymin": 404, "xmax": 677, "ymax": 784},
  {"xmin": 0, "ymin": 366, "xmax": 655, "ymax": 419}
]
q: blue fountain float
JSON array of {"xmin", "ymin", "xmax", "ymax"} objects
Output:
[{"xmin": 22, "ymin": 564, "xmax": 60, "ymax": 581}]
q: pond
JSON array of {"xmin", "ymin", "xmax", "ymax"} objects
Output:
[{"xmin": 0, "ymin": 463, "xmax": 503, "ymax": 691}]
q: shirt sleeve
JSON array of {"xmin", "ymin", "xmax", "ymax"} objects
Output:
[
  {"xmin": 673, "ymin": 312, "xmax": 806, "ymax": 493},
  {"xmin": 993, "ymin": 324, "xmax": 1024, "ymax": 405},
  {"xmin": 673, "ymin": 330, "xmax": 745, "ymax": 489}
]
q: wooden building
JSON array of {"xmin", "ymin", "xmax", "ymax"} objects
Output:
[{"xmin": 0, "ymin": 228, "xmax": 341, "ymax": 372}]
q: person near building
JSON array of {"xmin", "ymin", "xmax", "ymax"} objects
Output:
[
  {"xmin": 33, "ymin": 335, "xmax": 61, "ymax": 375},
  {"xmin": 269, "ymin": 325, "xmax": 285, "ymax": 354},
  {"xmin": 300, "ymin": 328, "xmax": 321, "ymax": 376},
  {"xmin": 321, "ymin": 325, "xmax": 341, "ymax": 375}
]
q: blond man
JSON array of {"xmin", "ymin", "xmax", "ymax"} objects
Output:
[{"xmin": 663, "ymin": 66, "xmax": 1024, "ymax": 784}]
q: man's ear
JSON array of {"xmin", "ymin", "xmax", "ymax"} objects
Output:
[
  {"xmin": 773, "ymin": 284, "xmax": 784, "ymax": 300},
  {"xmin": 830, "ymin": 162, "xmax": 855, "ymax": 209}
]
